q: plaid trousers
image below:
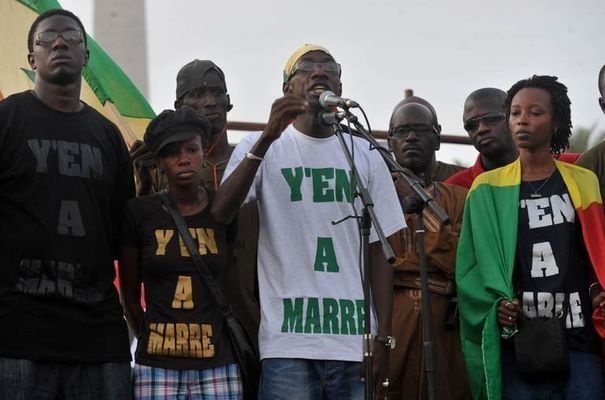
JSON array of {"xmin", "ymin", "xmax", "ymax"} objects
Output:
[{"xmin": 133, "ymin": 363, "xmax": 242, "ymax": 399}]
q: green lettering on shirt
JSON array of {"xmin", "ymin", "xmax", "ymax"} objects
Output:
[
  {"xmin": 281, "ymin": 167, "xmax": 304, "ymax": 201},
  {"xmin": 304, "ymin": 297, "xmax": 321, "ymax": 333},
  {"xmin": 314, "ymin": 237, "xmax": 339, "ymax": 272},
  {"xmin": 281, "ymin": 297, "xmax": 364, "ymax": 336},
  {"xmin": 335, "ymin": 169, "xmax": 356, "ymax": 203},
  {"xmin": 281, "ymin": 298, "xmax": 304, "ymax": 333},
  {"xmin": 280, "ymin": 166, "xmax": 354, "ymax": 203},
  {"xmin": 312, "ymin": 168, "xmax": 335, "ymax": 202},
  {"xmin": 322, "ymin": 298, "xmax": 340, "ymax": 334},
  {"xmin": 339, "ymin": 299, "xmax": 357, "ymax": 335},
  {"xmin": 355, "ymin": 299, "xmax": 365, "ymax": 334}
]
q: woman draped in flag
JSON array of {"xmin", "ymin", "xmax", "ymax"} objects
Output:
[{"xmin": 456, "ymin": 75, "xmax": 605, "ymax": 400}]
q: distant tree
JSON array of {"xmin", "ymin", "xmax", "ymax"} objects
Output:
[{"xmin": 568, "ymin": 125, "xmax": 605, "ymax": 153}]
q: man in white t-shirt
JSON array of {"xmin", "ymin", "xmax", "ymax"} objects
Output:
[{"xmin": 212, "ymin": 44, "xmax": 405, "ymax": 399}]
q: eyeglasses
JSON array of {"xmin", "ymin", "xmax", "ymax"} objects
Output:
[
  {"xmin": 390, "ymin": 125, "xmax": 438, "ymax": 139},
  {"xmin": 463, "ymin": 113, "xmax": 505, "ymax": 133},
  {"xmin": 36, "ymin": 30, "xmax": 83, "ymax": 45},
  {"xmin": 291, "ymin": 60, "xmax": 341, "ymax": 77}
]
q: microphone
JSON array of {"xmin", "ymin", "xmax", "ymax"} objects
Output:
[
  {"xmin": 319, "ymin": 91, "xmax": 359, "ymax": 109},
  {"xmin": 318, "ymin": 110, "xmax": 346, "ymax": 127}
]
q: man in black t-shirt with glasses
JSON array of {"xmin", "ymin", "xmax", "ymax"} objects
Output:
[{"xmin": 0, "ymin": 9, "xmax": 134, "ymax": 399}]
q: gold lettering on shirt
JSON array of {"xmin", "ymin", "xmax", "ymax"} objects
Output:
[
  {"xmin": 175, "ymin": 323, "xmax": 189, "ymax": 355},
  {"xmin": 145, "ymin": 322, "xmax": 215, "ymax": 358},
  {"xmin": 201, "ymin": 323, "xmax": 215, "ymax": 356},
  {"xmin": 147, "ymin": 323, "xmax": 165, "ymax": 355},
  {"xmin": 178, "ymin": 228, "xmax": 197, "ymax": 257},
  {"xmin": 155, "ymin": 230, "xmax": 174, "ymax": 255},
  {"xmin": 178, "ymin": 228, "xmax": 218, "ymax": 256},
  {"xmin": 163, "ymin": 323, "xmax": 176, "ymax": 355},
  {"xmin": 196, "ymin": 228, "xmax": 218, "ymax": 255},
  {"xmin": 189, "ymin": 323, "xmax": 203, "ymax": 357},
  {"xmin": 171, "ymin": 276, "xmax": 194, "ymax": 309},
  {"xmin": 154, "ymin": 228, "xmax": 218, "ymax": 257}
]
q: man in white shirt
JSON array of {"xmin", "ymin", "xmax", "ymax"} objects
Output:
[{"xmin": 212, "ymin": 44, "xmax": 405, "ymax": 400}]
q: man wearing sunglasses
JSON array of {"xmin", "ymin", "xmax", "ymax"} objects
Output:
[
  {"xmin": 387, "ymin": 102, "xmax": 471, "ymax": 399},
  {"xmin": 445, "ymin": 88, "xmax": 518, "ymax": 188},
  {"xmin": 213, "ymin": 44, "xmax": 405, "ymax": 399},
  {"xmin": 446, "ymin": 88, "xmax": 579, "ymax": 188},
  {"xmin": 0, "ymin": 9, "xmax": 133, "ymax": 398}
]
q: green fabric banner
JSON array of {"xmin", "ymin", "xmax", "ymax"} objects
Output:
[{"xmin": 17, "ymin": 0, "xmax": 155, "ymax": 119}]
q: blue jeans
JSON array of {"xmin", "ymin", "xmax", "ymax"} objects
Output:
[
  {"xmin": 501, "ymin": 349, "xmax": 603, "ymax": 399},
  {"xmin": 0, "ymin": 357, "xmax": 132, "ymax": 400},
  {"xmin": 259, "ymin": 358, "xmax": 363, "ymax": 400}
]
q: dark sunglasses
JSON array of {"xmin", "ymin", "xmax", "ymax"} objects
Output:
[
  {"xmin": 464, "ymin": 113, "xmax": 505, "ymax": 133},
  {"xmin": 36, "ymin": 30, "xmax": 83, "ymax": 45},
  {"xmin": 291, "ymin": 60, "xmax": 341, "ymax": 77},
  {"xmin": 390, "ymin": 125, "xmax": 438, "ymax": 139}
]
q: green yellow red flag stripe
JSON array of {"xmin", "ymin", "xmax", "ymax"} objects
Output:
[{"xmin": 456, "ymin": 159, "xmax": 605, "ymax": 400}]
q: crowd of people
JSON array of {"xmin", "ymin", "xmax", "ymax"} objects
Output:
[{"xmin": 1, "ymin": 7, "xmax": 605, "ymax": 400}]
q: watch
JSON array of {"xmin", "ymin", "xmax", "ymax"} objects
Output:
[{"xmin": 374, "ymin": 335, "xmax": 396, "ymax": 350}]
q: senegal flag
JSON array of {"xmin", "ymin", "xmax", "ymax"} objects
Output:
[
  {"xmin": 0, "ymin": 0, "xmax": 155, "ymax": 146},
  {"xmin": 456, "ymin": 159, "xmax": 605, "ymax": 400}
]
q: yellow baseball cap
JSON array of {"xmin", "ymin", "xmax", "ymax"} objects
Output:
[{"xmin": 283, "ymin": 44, "xmax": 333, "ymax": 82}]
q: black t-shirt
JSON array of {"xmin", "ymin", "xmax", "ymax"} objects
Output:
[
  {"xmin": 121, "ymin": 193, "xmax": 236, "ymax": 370},
  {"xmin": 515, "ymin": 170, "xmax": 600, "ymax": 355},
  {"xmin": 0, "ymin": 91, "xmax": 134, "ymax": 362}
]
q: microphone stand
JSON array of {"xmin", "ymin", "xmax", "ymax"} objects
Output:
[
  {"xmin": 341, "ymin": 110, "xmax": 450, "ymax": 225},
  {"xmin": 337, "ymin": 109, "xmax": 452, "ymax": 400},
  {"xmin": 319, "ymin": 111, "xmax": 395, "ymax": 400},
  {"xmin": 403, "ymin": 196, "xmax": 438, "ymax": 400}
]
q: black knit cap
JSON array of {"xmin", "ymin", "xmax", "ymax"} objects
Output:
[
  {"xmin": 144, "ymin": 106, "xmax": 211, "ymax": 156},
  {"xmin": 176, "ymin": 59, "xmax": 227, "ymax": 101}
]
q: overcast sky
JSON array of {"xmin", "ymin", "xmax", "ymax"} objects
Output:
[{"xmin": 60, "ymin": 0, "xmax": 605, "ymax": 166}]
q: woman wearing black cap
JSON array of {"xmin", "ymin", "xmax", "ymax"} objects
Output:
[{"xmin": 119, "ymin": 107, "xmax": 242, "ymax": 399}]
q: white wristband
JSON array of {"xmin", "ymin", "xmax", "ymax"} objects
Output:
[{"xmin": 245, "ymin": 152, "xmax": 264, "ymax": 161}]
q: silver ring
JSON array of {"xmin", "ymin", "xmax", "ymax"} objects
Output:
[
  {"xmin": 508, "ymin": 316, "xmax": 513, "ymax": 321},
  {"xmin": 382, "ymin": 379, "xmax": 389, "ymax": 388}
]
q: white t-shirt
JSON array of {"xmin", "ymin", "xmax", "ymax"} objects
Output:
[{"xmin": 222, "ymin": 124, "xmax": 406, "ymax": 362}]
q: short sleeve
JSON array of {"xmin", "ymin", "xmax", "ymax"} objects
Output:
[
  {"xmin": 221, "ymin": 132, "xmax": 263, "ymax": 203},
  {"xmin": 109, "ymin": 123, "xmax": 136, "ymax": 258},
  {"xmin": 120, "ymin": 198, "xmax": 141, "ymax": 248},
  {"xmin": 367, "ymin": 149, "xmax": 406, "ymax": 243}
]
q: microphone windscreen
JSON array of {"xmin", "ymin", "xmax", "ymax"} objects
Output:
[{"xmin": 319, "ymin": 91, "xmax": 336, "ymax": 108}]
